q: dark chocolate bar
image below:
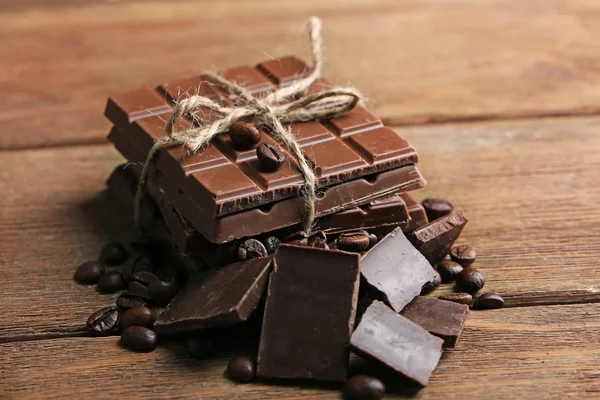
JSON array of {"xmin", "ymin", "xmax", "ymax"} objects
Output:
[
  {"xmin": 104, "ymin": 56, "xmax": 419, "ymax": 219},
  {"xmin": 350, "ymin": 300, "xmax": 443, "ymax": 387},
  {"xmin": 409, "ymin": 210, "xmax": 468, "ymax": 265},
  {"xmin": 109, "ymin": 129, "xmax": 425, "ymax": 243},
  {"xmin": 154, "ymin": 256, "xmax": 273, "ymax": 334},
  {"xmin": 257, "ymin": 245, "xmax": 360, "ymax": 382},
  {"xmin": 400, "ymin": 296, "xmax": 469, "ymax": 348},
  {"xmin": 360, "ymin": 227, "xmax": 437, "ymax": 312}
]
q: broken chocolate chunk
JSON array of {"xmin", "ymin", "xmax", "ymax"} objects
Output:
[{"xmin": 409, "ymin": 210, "xmax": 468, "ymax": 265}]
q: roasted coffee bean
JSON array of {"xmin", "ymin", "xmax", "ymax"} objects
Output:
[
  {"xmin": 99, "ymin": 242, "xmax": 127, "ymax": 266},
  {"xmin": 455, "ymin": 268, "xmax": 486, "ymax": 293},
  {"xmin": 122, "ymin": 256, "xmax": 155, "ymax": 281},
  {"xmin": 237, "ymin": 239, "xmax": 268, "ymax": 261},
  {"xmin": 438, "ymin": 292, "xmax": 473, "ymax": 305},
  {"xmin": 229, "ymin": 122, "xmax": 261, "ymax": 149},
  {"xmin": 227, "ymin": 355, "xmax": 255, "ymax": 383},
  {"xmin": 148, "ymin": 280, "xmax": 179, "ymax": 306},
  {"xmin": 97, "ymin": 270, "xmax": 125, "ymax": 293},
  {"xmin": 437, "ymin": 260, "xmax": 464, "ymax": 283},
  {"xmin": 87, "ymin": 306, "xmax": 119, "ymax": 336},
  {"xmin": 263, "ymin": 236, "xmax": 281, "ymax": 255},
  {"xmin": 185, "ymin": 336, "xmax": 216, "ymax": 360},
  {"xmin": 307, "ymin": 231, "xmax": 328, "ymax": 248},
  {"xmin": 284, "ymin": 231, "xmax": 308, "ymax": 246},
  {"xmin": 421, "ymin": 198, "xmax": 453, "ymax": 221},
  {"xmin": 127, "ymin": 271, "xmax": 160, "ymax": 297},
  {"xmin": 344, "ymin": 375, "xmax": 386, "ymax": 400},
  {"xmin": 116, "ymin": 292, "xmax": 148, "ymax": 310},
  {"xmin": 256, "ymin": 143, "xmax": 286, "ymax": 170},
  {"xmin": 367, "ymin": 233, "xmax": 378, "ymax": 248},
  {"xmin": 421, "ymin": 270, "xmax": 442, "ymax": 294},
  {"xmin": 336, "ymin": 231, "xmax": 371, "ymax": 252},
  {"xmin": 473, "ymin": 292, "xmax": 504, "ymax": 309},
  {"xmin": 120, "ymin": 306, "xmax": 154, "ymax": 330},
  {"xmin": 450, "ymin": 244, "xmax": 477, "ymax": 267},
  {"xmin": 74, "ymin": 260, "xmax": 105, "ymax": 284},
  {"xmin": 121, "ymin": 326, "xmax": 158, "ymax": 352}
]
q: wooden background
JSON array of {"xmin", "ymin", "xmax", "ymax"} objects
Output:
[{"xmin": 1, "ymin": 0, "xmax": 600, "ymax": 398}]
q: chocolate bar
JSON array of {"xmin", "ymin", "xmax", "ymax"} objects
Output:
[
  {"xmin": 257, "ymin": 245, "xmax": 360, "ymax": 382},
  {"xmin": 360, "ymin": 227, "xmax": 437, "ymax": 312},
  {"xmin": 400, "ymin": 193, "xmax": 429, "ymax": 232},
  {"xmin": 109, "ymin": 129, "xmax": 425, "ymax": 243},
  {"xmin": 350, "ymin": 300, "xmax": 444, "ymax": 387},
  {"xmin": 104, "ymin": 56, "xmax": 419, "ymax": 220},
  {"xmin": 409, "ymin": 210, "xmax": 468, "ymax": 265},
  {"xmin": 400, "ymin": 296, "xmax": 469, "ymax": 348},
  {"xmin": 154, "ymin": 256, "xmax": 273, "ymax": 335}
]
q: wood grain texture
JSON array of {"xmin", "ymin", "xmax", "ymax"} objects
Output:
[
  {"xmin": 1, "ymin": 304, "xmax": 599, "ymax": 399},
  {"xmin": 3, "ymin": 0, "xmax": 600, "ymax": 148}
]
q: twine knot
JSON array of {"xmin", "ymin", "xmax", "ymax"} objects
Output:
[{"xmin": 135, "ymin": 16, "xmax": 363, "ymax": 235}]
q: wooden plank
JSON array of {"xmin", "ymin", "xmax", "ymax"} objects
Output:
[
  {"xmin": 1, "ymin": 304, "xmax": 599, "ymax": 399},
  {"xmin": 3, "ymin": 0, "xmax": 600, "ymax": 148},
  {"xmin": 1, "ymin": 116, "xmax": 599, "ymax": 341}
]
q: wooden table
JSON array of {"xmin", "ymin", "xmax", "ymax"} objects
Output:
[{"xmin": 2, "ymin": 1, "xmax": 600, "ymax": 398}]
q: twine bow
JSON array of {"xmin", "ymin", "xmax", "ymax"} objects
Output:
[{"xmin": 135, "ymin": 16, "xmax": 363, "ymax": 235}]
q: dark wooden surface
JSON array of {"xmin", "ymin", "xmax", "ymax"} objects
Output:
[{"xmin": 1, "ymin": 1, "xmax": 600, "ymax": 398}]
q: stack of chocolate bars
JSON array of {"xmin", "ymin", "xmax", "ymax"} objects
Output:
[{"xmin": 100, "ymin": 55, "xmax": 472, "ymax": 396}]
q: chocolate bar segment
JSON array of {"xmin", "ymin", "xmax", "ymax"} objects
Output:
[
  {"xmin": 109, "ymin": 128, "xmax": 425, "ymax": 243},
  {"xmin": 104, "ymin": 56, "xmax": 419, "ymax": 218},
  {"xmin": 400, "ymin": 296, "xmax": 469, "ymax": 348},
  {"xmin": 257, "ymin": 245, "xmax": 360, "ymax": 382},
  {"xmin": 409, "ymin": 210, "xmax": 468, "ymax": 265},
  {"xmin": 350, "ymin": 300, "xmax": 443, "ymax": 387},
  {"xmin": 154, "ymin": 256, "xmax": 273, "ymax": 335},
  {"xmin": 360, "ymin": 227, "xmax": 437, "ymax": 312}
]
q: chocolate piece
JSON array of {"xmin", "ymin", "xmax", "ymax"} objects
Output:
[
  {"xmin": 108, "ymin": 128, "xmax": 425, "ymax": 243},
  {"xmin": 400, "ymin": 296, "xmax": 469, "ymax": 348},
  {"xmin": 360, "ymin": 227, "xmax": 437, "ymax": 312},
  {"xmin": 154, "ymin": 256, "xmax": 272, "ymax": 334},
  {"xmin": 400, "ymin": 193, "xmax": 429, "ymax": 232},
  {"xmin": 257, "ymin": 245, "xmax": 360, "ymax": 382},
  {"xmin": 104, "ymin": 56, "xmax": 419, "ymax": 218},
  {"xmin": 409, "ymin": 210, "xmax": 468, "ymax": 265},
  {"xmin": 421, "ymin": 270, "xmax": 442, "ymax": 294},
  {"xmin": 350, "ymin": 300, "xmax": 443, "ymax": 387}
]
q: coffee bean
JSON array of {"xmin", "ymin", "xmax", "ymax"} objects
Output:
[
  {"xmin": 284, "ymin": 231, "xmax": 308, "ymax": 246},
  {"xmin": 122, "ymin": 256, "xmax": 155, "ymax": 281},
  {"xmin": 185, "ymin": 336, "xmax": 216, "ymax": 360},
  {"xmin": 97, "ymin": 270, "xmax": 125, "ymax": 293},
  {"xmin": 307, "ymin": 231, "xmax": 328, "ymax": 248},
  {"xmin": 121, "ymin": 326, "xmax": 158, "ymax": 352},
  {"xmin": 344, "ymin": 375, "xmax": 386, "ymax": 400},
  {"xmin": 450, "ymin": 244, "xmax": 477, "ymax": 267},
  {"xmin": 74, "ymin": 260, "xmax": 105, "ymax": 284},
  {"xmin": 229, "ymin": 122, "xmax": 261, "ymax": 149},
  {"xmin": 421, "ymin": 198, "xmax": 453, "ymax": 221},
  {"xmin": 256, "ymin": 143, "xmax": 286, "ymax": 170},
  {"xmin": 455, "ymin": 268, "xmax": 486, "ymax": 293},
  {"xmin": 116, "ymin": 292, "xmax": 148, "ymax": 310},
  {"xmin": 148, "ymin": 280, "xmax": 179, "ymax": 306},
  {"xmin": 421, "ymin": 270, "xmax": 442, "ymax": 293},
  {"xmin": 127, "ymin": 271, "xmax": 160, "ymax": 298},
  {"xmin": 99, "ymin": 242, "xmax": 127, "ymax": 266},
  {"xmin": 437, "ymin": 260, "xmax": 464, "ymax": 283},
  {"xmin": 438, "ymin": 292, "xmax": 473, "ymax": 305},
  {"xmin": 120, "ymin": 306, "xmax": 154, "ymax": 330},
  {"xmin": 367, "ymin": 233, "xmax": 378, "ymax": 248},
  {"xmin": 473, "ymin": 292, "xmax": 504, "ymax": 309},
  {"xmin": 336, "ymin": 231, "xmax": 371, "ymax": 252},
  {"xmin": 87, "ymin": 307, "xmax": 119, "ymax": 336},
  {"xmin": 227, "ymin": 355, "xmax": 255, "ymax": 383},
  {"xmin": 263, "ymin": 236, "xmax": 281, "ymax": 255},
  {"xmin": 237, "ymin": 239, "xmax": 268, "ymax": 261}
]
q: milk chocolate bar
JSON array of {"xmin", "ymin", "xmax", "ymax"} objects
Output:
[
  {"xmin": 109, "ymin": 129, "xmax": 425, "ymax": 243},
  {"xmin": 350, "ymin": 300, "xmax": 444, "ymax": 387},
  {"xmin": 257, "ymin": 245, "xmax": 360, "ymax": 382},
  {"xmin": 104, "ymin": 56, "xmax": 419, "ymax": 219}
]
